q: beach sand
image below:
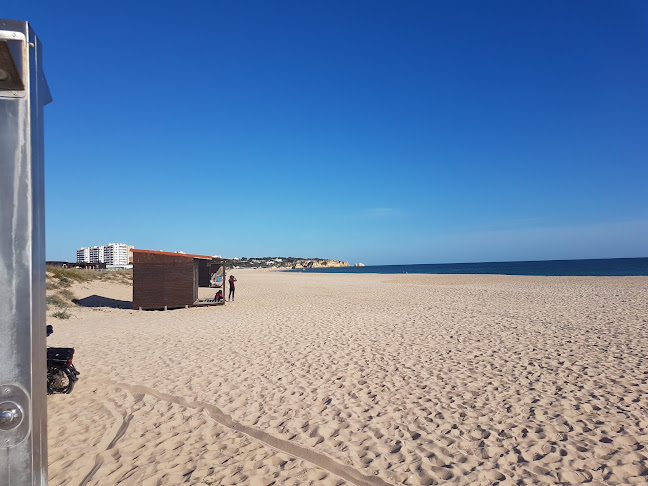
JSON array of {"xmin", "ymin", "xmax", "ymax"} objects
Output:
[{"xmin": 47, "ymin": 270, "xmax": 648, "ymax": 485}]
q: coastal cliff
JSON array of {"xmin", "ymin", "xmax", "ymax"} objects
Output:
[
  {"xmin": 228, "ymin": 256, "xmax": 350, "ymax": 269},
  {"xmin": 290, "ymin": 259, "xmax": 349, "ymax": 269}
]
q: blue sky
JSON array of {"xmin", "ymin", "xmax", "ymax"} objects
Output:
[{"xmin": 6, "ymin": 1, "xmax": 648, "ymax": 265}]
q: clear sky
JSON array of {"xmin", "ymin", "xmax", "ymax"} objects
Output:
[{"xmin": 6, "ymin": 1, "xmax": 648, "ymax": 265}]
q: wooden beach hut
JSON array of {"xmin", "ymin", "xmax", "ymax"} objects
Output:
[
  {"xmin": 132, "ymin": 249, "xmax": 226, "ymax": 310},
  {"xmin": 198, "ymin": 258, "xmax": 225, "ymax": 288}
]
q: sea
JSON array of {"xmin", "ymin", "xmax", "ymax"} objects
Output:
[{"xmin": 284, "ymin": 257, "xmax": 648, "ymax": 277}]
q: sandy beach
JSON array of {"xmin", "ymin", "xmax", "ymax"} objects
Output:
[{"xmin": 46, "ymin": 270, "xmax": 648, "ymax": 485}]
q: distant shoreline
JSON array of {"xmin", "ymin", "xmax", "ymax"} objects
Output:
[{"xmin": 281, "ymin": 257, "xmax": 648, "ymax": 277}]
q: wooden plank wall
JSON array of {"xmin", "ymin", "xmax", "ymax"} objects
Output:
[
  {"xmin": 198, "ymin": 259, "xmax": 210, "ymax": 287},
  {"xmin": 133, "ymin": 252, "xmax": 197, "ymax": 310}
]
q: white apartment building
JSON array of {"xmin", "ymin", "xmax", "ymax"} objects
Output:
[
  {"xmin": 89, "ymin": 246, "xmax": 104, "ymax": 263},
  {"xmin": 103, "ymin": 243, "xmax": 129, "ymax": 265},
  {"xmin": 76, "ymin": 247, "xmax": 90, "ymax": 263},
  {"xmin": 77, "ymin": 243, "xmax": 132, "ymax": 266}
]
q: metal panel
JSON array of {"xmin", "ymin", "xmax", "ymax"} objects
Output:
[{"xmin": 0, "ymin": 19, "xmax": 51, "ymax": 485}]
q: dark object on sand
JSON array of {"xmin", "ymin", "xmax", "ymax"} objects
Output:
[{"xmin": 46, "ymin": 325, "xmax": 80, "ymax": 394}]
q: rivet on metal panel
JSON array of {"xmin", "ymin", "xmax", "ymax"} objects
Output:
[
  {"xmin": 0, "ymin": 403, "xmax": 23, "ymax": 430},
  {"xmin": 0, "ymin": 385, "xmax": 30, "ymax": 447}
]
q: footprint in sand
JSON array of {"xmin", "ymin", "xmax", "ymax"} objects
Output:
[
  {"xmin": 613, "ymin": 463, "xmax": 648, "ymax": 480},
  {"xmin": 480, "ymin": 469, "xmax": 506, "ymax": 482},
  {"xmin": 559, "ymin": 470, "xmax": 593, "ymax": 484},
  {"xmin": 430, "ymin": 466, "xmax": 453, "ymax": 481}
]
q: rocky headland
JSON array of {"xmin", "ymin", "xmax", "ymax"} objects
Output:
[
  {"xmin": 288, "ymin": 259, "xmax": 349, "ymax": 269},
  {"xmin": 229, "ymin": 256, "xmax": 349, "ymax": 269}
]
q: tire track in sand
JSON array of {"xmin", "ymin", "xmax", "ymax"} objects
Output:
[
  {"xmin": 78, "ymin": 394, "xmax": 144, "ymax": 486},
  {"xmin": 102, "ymin": 379, "xmax": 392, "ymax": 486}
]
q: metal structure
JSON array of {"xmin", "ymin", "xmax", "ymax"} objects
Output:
[{"xmin": 0, "ymin": 19, "xmax": 52, "ymax": 485}]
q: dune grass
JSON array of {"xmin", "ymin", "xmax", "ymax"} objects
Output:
[
  {"xmin": 46, "ymin": 295, "xmax": 69, "ymax": 308},
  {"xmin": 47, "ymin": 266, "xmax": 132, "ymax": 284},
  {"xmin": 52, "ymin": 309, "xmax": 71, "ymax": 319},
  {"xmin": 46, "ymin": 266, "xmax": 132, "ymax": 318}
]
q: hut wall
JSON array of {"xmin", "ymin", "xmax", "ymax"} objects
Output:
[
  {"xmin": 198, "ymin": 260, "xmax": 211, "ymax": 287},
  {"xmin": 133, "ymin": 253, "xmax": 197, "ymax": 310}
]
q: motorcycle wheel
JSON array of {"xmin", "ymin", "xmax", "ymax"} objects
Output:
[{"xmin": 47, "ymin": 367, "xmax": 75, "ymax": 394}]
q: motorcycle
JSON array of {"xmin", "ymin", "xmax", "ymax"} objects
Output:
[{"xmin": 46, "ymin": 325, "xmax": 80, "ymax": 394}]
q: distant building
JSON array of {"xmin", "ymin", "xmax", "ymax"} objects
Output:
[
  {"xmin": 89, "ymin": 246, "xmax": 104, "ymax": 263},
  {"xmin": 76, "ymin": 247, "xmax": 90, "ymax": 263},
  {"xmin": 47, "ymin": 261, "xmax": 107, "ymax": 270},
  {"xmin": 77, "ymin": 243, "xmax": 133, "ymax": 268},
  {"xmin": 104, "ymin": 243, "xmax": 129, "ymax": 266}
]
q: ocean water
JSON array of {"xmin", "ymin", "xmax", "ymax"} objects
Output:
[{"xmin": 284, "ymin": 257, "xmax": 648, "ymax": 277}]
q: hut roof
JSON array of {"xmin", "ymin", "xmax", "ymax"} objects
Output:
[{"xmin": 132, "ymin": 249, "xmax": 225, "ymax": 261}]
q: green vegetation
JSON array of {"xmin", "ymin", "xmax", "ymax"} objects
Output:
[
  {"xmin": 46, "ymin": 295, "xmax": 69, "ymax": 308},
  {"xmin": 57, "ymin": 288, "xmax": 76, "ymax": 301},
  {"xmin": 46, "ymin": 265, "xmax": 132, "ymax": 284},
  {"xmin": 232, "ymin": 256, "xmax": 333, "ymax": 269},
  {"xmin": 47, "ymin": 266, "xmax": 94, "ymax": 284},
  {"xmin": 45, "ymin": 266, "xmax": 132, "ymax": 320}
]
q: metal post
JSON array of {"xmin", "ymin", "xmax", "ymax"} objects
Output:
[{"xmin": 0, "ymin": 19, "xmax": 52, "ymax": 485}]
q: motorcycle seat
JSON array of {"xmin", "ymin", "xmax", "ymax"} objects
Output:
[{"xmin": 47, "ymin": 347, "xmax": 75, "ymax": 361}]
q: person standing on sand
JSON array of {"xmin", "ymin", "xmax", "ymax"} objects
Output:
[{"xmin": 228, "ymin": 275, "xmax": 237, "ymax": 301}]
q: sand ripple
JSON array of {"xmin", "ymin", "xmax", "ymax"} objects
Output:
[{"xmin": 47, "ymin": 273, "xmax": 648, "ymax": 484}]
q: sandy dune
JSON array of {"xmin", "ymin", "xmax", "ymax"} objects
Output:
[{"xmin": 46, "ymin": 270, "xmax": 648, "ymax": 485}]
